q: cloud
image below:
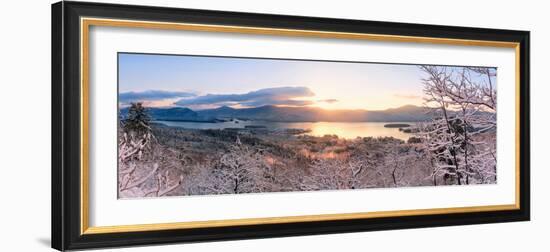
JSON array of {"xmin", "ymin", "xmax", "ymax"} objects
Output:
[
  {"xmin": 174, "ymin": 86, "xmax": 316, "ymax": 107},
  {"xmin": 241, "ymin": 99, "xmax": 314, "ymax": 107},
  {"xmin": 119, "ymin": 90, "xmax": 195, "ymax": 103},
  {"xmin": 393, "ymin": 94, "xmax": 421, "ymax": 99},
  {"xmin": 318, "ymin": 99, "xmax": 338, "ymax": 104}
]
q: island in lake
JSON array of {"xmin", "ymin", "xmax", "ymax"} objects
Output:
[{"xmin": 383, "ymin": 123, "xmax": 411, "ymax": 128}]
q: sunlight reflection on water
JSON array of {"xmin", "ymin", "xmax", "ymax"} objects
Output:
[{"xmin": 156, "ymin": 120, "xmax": 415, "ymax": 141}]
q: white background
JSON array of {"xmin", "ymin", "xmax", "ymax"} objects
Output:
[{"xmin": 0, "ymin": 0, "xmax": 546, "ymax": 251}]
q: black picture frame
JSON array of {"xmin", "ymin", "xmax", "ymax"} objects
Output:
[{"xmin": 52, "ymin": 1, "xmax": 530, "ymax": 251}]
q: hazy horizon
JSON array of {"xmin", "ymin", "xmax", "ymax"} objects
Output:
[{"xmin": 119, "ymin": 102, "xmax": 425, "ymax": 112}]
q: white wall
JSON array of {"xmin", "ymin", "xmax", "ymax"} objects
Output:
[{"xmin": 0, "ymin": 0, "xmax": 546, "ymax": 251}]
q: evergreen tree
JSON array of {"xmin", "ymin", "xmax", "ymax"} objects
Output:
[{"xmin": 123, "ymin": 102, "xmax": 151, "ymax": 136}]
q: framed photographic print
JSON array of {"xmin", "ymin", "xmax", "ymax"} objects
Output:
[{"xmin": 52, "ymin": 1, "xmax": 530, "ymax": 250}]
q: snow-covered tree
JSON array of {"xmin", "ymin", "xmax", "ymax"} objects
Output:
[
  {"xmin": 419, "ymin": 66, "xmax": 497, "ymax": 185},
  {"xmin": 299, "ymin": 138, "xmax": 380, "ymax": 191},
  {"xmin": 118, "ymin": 104, "xmax": 184, "ymax": 198},
  {"xmin": 123, "ymin": 102, "xmax": 151, "ymax": 136},
  {"xmin": 205, "ymin": 135, "xmax": 274, "ymax": 194}
]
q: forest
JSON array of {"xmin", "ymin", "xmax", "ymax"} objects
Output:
[{"xmin": 118, "ymin": 66, "xmax": 497, "ymax": 198}]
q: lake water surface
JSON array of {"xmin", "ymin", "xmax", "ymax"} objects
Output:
[{"xmin": 155, "ymin": 120, "xmax": 415, "ymax": 141}]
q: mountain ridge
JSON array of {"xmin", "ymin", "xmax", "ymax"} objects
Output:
[{"xmin": 121, "ymin": 105, "xmax": 433, "ymax": 122}]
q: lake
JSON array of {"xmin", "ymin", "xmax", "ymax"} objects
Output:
[{"xmin": 155, "ymin": 120, "xmax": 415, "ymax": 141}]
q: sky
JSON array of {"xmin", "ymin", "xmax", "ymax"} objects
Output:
[{"xmin": 118, "ymin": 53, "xmax": 488, "ymax": 111}]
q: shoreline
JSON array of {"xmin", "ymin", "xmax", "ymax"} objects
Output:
[{"xmin": 152, "ymin": 121, "xmax": 414, "ymax": 141}]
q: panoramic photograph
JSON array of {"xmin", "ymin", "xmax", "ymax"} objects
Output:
[{"xmin": 117, "ymin": 53, "xmax": 497, "ymax": 198}]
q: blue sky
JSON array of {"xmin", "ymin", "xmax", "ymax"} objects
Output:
[{"xmin": 118, "ymin": 53, "xmax": 490, "ymax": 110}]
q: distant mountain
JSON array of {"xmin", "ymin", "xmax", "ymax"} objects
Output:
[
  {"xmin": 237, "ymin": 105, "xmax": 431, "ymax": 122},
  {"xmin": 197, "ymin": 106, "xmax": 241, "ymax": 119},
  {"xmin": 120, "ymin": 105, "xmax": 434, "ymax": 122},
  {"xmin": 199, "ymin": 105, "xmax": 323, "ymax": 122},
  {"xmin": 364, "ymin": 105, "xmax": 432, "ymax": 122},
  {"xmin": 120, "ymin": 107, "xmax": 217, "ymax": 122}
]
